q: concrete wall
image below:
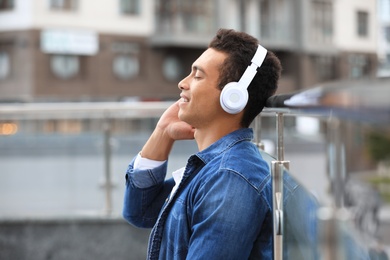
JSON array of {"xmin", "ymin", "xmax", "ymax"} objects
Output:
[{"xmin": 0, "ymin": 217, "xmax": 150, "ymax": 260}]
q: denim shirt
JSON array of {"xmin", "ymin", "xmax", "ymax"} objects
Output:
[{"xmin": 123, "ymin": 128, "xmax": 273, "ymax": 259}]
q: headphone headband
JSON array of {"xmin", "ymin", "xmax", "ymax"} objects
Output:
[
  {"xmin": 237, "ymin": 44, "xmax": 267, "ymax": 89},
  {"xmin": 252, "ymin": 44, "xmax": 268, "ymax": 67}
]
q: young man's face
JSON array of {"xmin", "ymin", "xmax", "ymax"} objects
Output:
[{"xmin": 177, "ymin": 48, "xmax": 227, "ymax": 128}]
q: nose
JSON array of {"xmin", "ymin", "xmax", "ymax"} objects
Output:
[{"xmin": 178, "ymin": 75, "xmax": 189, "ymax": 90}]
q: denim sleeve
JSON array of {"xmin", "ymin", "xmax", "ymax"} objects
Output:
[
  {"xmin": 187, "ymin": 169, "xmax": 273, "ymax": 259},
  {"xmin": 123, "ymin": 158, "xmax": 174, "ymax": 228},
  {"xmin": 127, "ymin": 157, "xmax": 168, "ymax": 189}
]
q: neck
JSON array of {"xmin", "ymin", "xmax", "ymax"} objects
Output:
[{"xmin": 194, "ymin": 119, "xmax": 242, "ymax": 151}]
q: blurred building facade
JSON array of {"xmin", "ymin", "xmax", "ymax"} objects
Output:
[
  {"xmin": 0, "ymin": 0, "xmax": 380, "ymax": 102},
  {"xmin": 378, "ymin": 0, "xmax": 390, "ymax": 77}
]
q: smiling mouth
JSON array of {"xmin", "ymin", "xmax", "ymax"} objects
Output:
[{"xmin": 180, "ymin": 94, "xmax": 189, "ymax": 102}]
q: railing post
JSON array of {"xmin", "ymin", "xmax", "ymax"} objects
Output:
[
  {"xmin": 326, "ymin": 117, "xmax": 346, "ymax": 208},
  {"xmin": 272, "ymin": 112, "xmax": 290, "ymax": 260},
  {"xmin": 316, "ymin": 116, "xmax": 348, "ymax": 259},
  {"xmin": 103, "ymin": 117, "xmax": 113, "ymax": 216},
  {"xmin": 254, "ymin": 115, "xmax": 265, "ymax": 150}
]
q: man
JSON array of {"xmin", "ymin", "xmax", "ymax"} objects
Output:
[{"xmin": 123, "ymin": 28, "xmax": 282, "ymax": 259}]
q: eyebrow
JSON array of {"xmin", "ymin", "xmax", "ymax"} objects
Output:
[{"xmin": 192, "ymin": 65, "xmax": 206, "ymax": 75}]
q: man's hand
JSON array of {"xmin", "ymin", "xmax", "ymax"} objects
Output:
[
  {"xmin": 140, "ymin": 100, "xmax": 194, "ymax": 161},
  {"xmin": 157, "ymin": 100, "xmax": 195, "ymax": 141}
]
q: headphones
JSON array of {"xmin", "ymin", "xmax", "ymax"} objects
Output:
[{"xmin": 220, "ymin": 44, "xmax": 267, "ymax": 114}]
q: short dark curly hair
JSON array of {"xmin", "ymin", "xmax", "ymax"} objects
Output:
[{"xmin": 209, "ymin": 28, "xmax": 282, "ymax": 127}]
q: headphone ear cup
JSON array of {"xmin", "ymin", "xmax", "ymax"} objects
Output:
[{"xmin": 220, "ymin": 82, "xmax": 249, "ymax": 114}]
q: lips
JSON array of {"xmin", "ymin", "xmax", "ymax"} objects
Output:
[{"xmin": 180, "ymin": 94, "xmax": 189, "ymax": 102}]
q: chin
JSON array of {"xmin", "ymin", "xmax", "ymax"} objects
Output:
[
  {"xmin": 178, "ymin": 113, "xmax": 192, "ymax": 125},
  {"xmin": 178, "ymin": 111, "xmax": 186, "ymax": 121}
]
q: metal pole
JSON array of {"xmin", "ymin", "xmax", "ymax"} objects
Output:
[
  {"xmin": 317, "ymin": 116, "xmax": 347, "ymax": 259},
  {"xmin": 277, "ymin": 113, "xmax": 285, "ymax": 164},
  {"xmin": 272, "ymin": 112, "xmax": 290, "ymax": 260},
  {"xmin": 326, "ymin": 117, "xmax": 346, "ymax": 208},
  {"xmin": 254, "ymin": 115, "xmax": 265, "ymax": 150},
  {"xmin": 103, "ymin": 117, "xmax": 113, "ymax": 215},
  {"xmin": 272, "ymin": 161, "xmax": 284, "ymax": 260}
]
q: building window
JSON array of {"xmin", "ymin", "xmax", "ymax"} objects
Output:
[
  {"xmin": 50, "ymin": 55, "xmax": 80, "ymax": 80},
  {"xmin": 155, "ymin": 0, "xmax": 213, "ymax": 34},
  {"xmin": 180, "ymin": 0, "xmax": 213, "ymax": 33},
  {"xmin": 113, "ymin": 55, "xmax": 139, "ymax": 80},
  {"xmin": 0, "ymin": 0, "xmax": 14, "ymax": 10},
  {"xmin": 120, "ymin": 0, "xmax": 140, "ymax": 15},
  {"xmin": 357, "ymin": 11, "xmax": 369, "ymax": 37},
  {"xmin": 348, "ymin": 54, "xmax": 369, "ymax": 79},
  {"xmin": 385, "ymin": 26, "xmax": 390, "ymax": 43},
  {"xmin": 49, "ymin": 0, "xmax": 77, "ymax": 11},
  {"xmin": 0, "ymin": 51, "xmax": 10, "ymax": 80},
  {"xmin": 162, "ymin": 56, "xmax": 182, "ymax": 82},
  {"xmin": 310, "ymin": 1, "xmax": 333, "ymax": 44},
  {"xmin": 314, "ymin": 55, "xmax": 335, "ymax": 81},
  {"xmin": 111, "ymin": 42, "xmax": 140, "ymax": 80}
]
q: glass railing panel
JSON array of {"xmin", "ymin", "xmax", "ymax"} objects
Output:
[
  {"xmin": 0, "ymin": 130, "xmax": 106, "ymax": 217},
  {"xmin": 262, "ymin": 81, "xmax": 390, "ymax": 259},
  {"xmin": 0, "ymin": 114, "xmax": 200, "ymax": 218}
]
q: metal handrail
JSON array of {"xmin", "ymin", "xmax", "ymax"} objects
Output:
[{"xmin": 0, "ymin": 101, "xmax": 173, "ymax": 120}]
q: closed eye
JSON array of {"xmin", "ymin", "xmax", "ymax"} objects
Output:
[{"xmin": 192, "ymin": 65, "xmax": 205, "ymax": 80}]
